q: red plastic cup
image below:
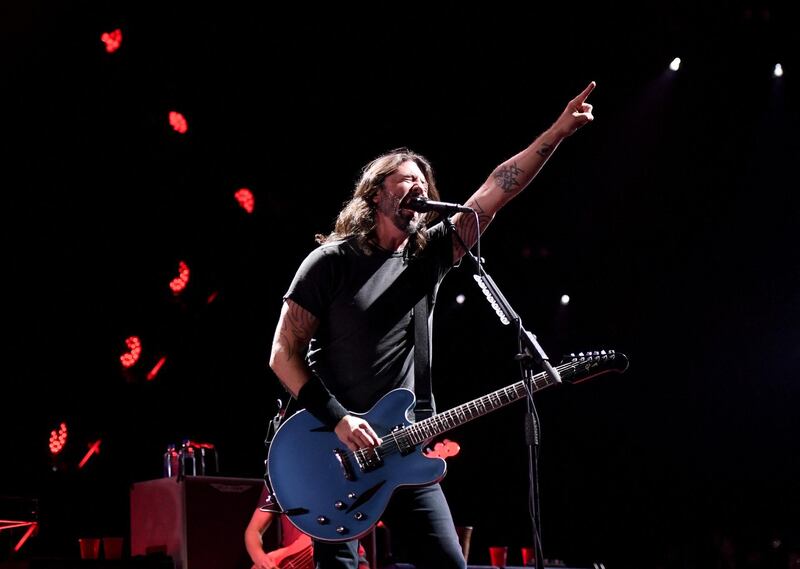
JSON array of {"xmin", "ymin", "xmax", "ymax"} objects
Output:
[
  {"xmin": 489, "ymin": 545, "xmax": 508, "ymax": 567},
  {"xmin": 79, "ymin": 538, "xmax": 100, "ymax": 560},
  {"xmin": 521, "ymin": 546, "xmax": 535, "ymax": 565}
]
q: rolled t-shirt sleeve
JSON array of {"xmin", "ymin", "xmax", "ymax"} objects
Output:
[{"xmin": 283, "ymin": 244, "xmax": 338, "ymax": 318}]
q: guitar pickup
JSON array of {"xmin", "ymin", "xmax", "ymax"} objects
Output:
[
  {"xmin": 333, "ymin": 448, "xmax": 355, "ymax": 481},
  {"xmin": 391, "ymin": 425, "xmax": 416, "ymax": 456},
  {"xmin": 354, "ymin": 447, "xmax": 383, "ymax": 473}
]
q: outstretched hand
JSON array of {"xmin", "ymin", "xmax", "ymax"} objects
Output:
[{"xmin": 554, "ymin": 81, "xmax": 596, "ymax": 137}]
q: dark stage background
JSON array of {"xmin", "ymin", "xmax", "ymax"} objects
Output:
[{"xmin": 3, "ymin": 2, "xmax": 799, "ymax": 568}]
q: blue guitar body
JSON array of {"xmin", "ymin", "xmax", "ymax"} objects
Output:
[{"xmin": 268, "ymin": 388, "xmax": 446, "ymax": 542}]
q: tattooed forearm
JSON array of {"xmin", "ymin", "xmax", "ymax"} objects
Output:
[
  {"xmin": 493, "ymin": 163, "xmax": 524, "ymax": 193},
  {"xmin": 536, "ymin": 141, "xmax": 554, "ymax": 157}
]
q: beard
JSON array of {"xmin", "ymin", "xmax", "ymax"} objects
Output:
[
  {"xmin": 393, "ymin": 210, "xmax": 420, "ymax": 235},
  {"xmin": 379, "ymin": 189, "xmax": 420, "ymax": 235}
]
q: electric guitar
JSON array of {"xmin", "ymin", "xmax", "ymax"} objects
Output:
[
  {"xmin": 262, "ymin": 534, "xmax": 313, "ymax": 569},
  {"xmin": 268, "ymin": 350, "xmax": 628, "ymax": 542}
]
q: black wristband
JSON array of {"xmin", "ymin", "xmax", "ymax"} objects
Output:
[{"xmin": 297, "ymin": 375, "xmax": 348, "ymax": 428}]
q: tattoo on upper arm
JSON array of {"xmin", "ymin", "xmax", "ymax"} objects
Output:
[
  {"xmin": 454, "ymin": 197, "xmax": 494, "ymax": 257},
  {"xmin": 276, "ymin": 301, "xmax": 318, "ymax": 361},
  {"xmin": 536, "ymin": 142, "xmax": 554, "ymax": 157},
  {"xmin": 493, "ymin": 163, "xmax": 524, "ymax": 194}
]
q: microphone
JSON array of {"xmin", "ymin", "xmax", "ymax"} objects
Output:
[{"xmin": 401, "ymin": 195, "xmax": 474, "ymax": 215}]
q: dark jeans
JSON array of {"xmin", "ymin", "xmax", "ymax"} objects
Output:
[{"xmin": 313, "ymin": 483, "xmax": 466, "ymax": 569}]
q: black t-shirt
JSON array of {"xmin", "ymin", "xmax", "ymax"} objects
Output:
[{"xmin": 285, "ymin": 222, "xmax": 453, "ymax": 413}]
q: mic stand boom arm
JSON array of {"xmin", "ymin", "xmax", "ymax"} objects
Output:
[
  {"xmin": 442, "ymin": 217, "xmax": 561, "ymax": 383},
  {"xmin": 443, "ymin": 216, "xmax": 556, "ymax": 569}
]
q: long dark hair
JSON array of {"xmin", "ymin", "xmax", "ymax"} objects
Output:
[{"xmin": 315, "ymin": 148, "xmax": 441, "ymax": 255}]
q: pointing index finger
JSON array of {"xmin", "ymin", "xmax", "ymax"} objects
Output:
[{"xmin": 572, "ymin": 80, "xmax": 596, "ymax": 105}]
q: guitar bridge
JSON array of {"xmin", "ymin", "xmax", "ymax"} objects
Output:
[{"xmin": 333, "ymin": 448, "xmax": 355, "ymax": 480}]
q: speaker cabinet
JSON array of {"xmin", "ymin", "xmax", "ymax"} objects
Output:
[{"xmin": 130, "ymin": 476, "xmax": 264, "ymax": 569}]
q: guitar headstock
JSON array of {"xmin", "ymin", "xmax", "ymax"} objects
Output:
[{"xmin": 559, "ymin": 349, "xmax": 629, "ymax": 384}]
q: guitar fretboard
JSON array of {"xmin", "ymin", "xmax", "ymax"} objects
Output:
[{"xmin": 402, "ymin": 361, "xmax": 578, "ymax": 445}]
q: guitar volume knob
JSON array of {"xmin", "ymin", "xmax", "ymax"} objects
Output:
[
  {"xmin": 336, "ymin": 526, "xmax": 348, "ymax": 535},
  {"xmin": 347, "ymin": 492, "xmax": 358, "ymax": 500},
  {"xmin": 334, "ymin": 501, "xmax": 346, "ymax": 510},
  {"xmin": 317, "ymin": 516, "xmax": 329, "ymax": 525}
]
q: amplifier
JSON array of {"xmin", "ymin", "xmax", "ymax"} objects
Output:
[{"xmin": 130, "ymin": 476, "xmax": 264, "ymax": 569}]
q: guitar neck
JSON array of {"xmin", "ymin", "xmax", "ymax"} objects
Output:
[{"xmin": 404, "ymin": 363, "xmax": 570, "ymax": 445}]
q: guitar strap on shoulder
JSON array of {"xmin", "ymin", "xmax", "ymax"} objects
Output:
[{"xmin": 413, "ymin": 295, "xmax": 434, "ymax": 420}]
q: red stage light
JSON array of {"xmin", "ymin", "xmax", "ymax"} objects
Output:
[
  {"xmin": 169, "ymin": 261, "xmax": 190, "ymax": 294},
  {"xmin": 146, "ymin": 356, "xmax": 167, "ymax": 381},
  {"xmin": 13, "ymin": 522, "xmax": 38, "ymax": 552},
  {"xmin": 169, "ymin": 111, "xmax": 188, "ymax": 134},
  {"xmin": 100, "ymin": 29, "xmax": 122, "ymax": 53},
  {"xmin": 424, "ymin": 438, "xmax": 461, "ymax": 459},
  {"xmin": 120, "ymin": 336, "xmax": 142, "ymax": 368},
  {"xmin": 78, "ymin": 439, "xmax": 102, "ymax": 469},
  {"xmin": 49, "ymin": 422, "xmax": 68, "ymax": 455},
  {"xmin": 234, "ymin": 188, "xmax": 255, "ymax": 213}
]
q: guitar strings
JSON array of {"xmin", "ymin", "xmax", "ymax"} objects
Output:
[
  {"xmin": 282, "ymin": 545, "xmax": 313, "ymax": 569},
  {"xmin": 343, "ymin": 359, "xmax": 591, "ymax": 464}
]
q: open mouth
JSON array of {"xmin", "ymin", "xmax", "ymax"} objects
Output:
[{"xmin": 399, "ymin": 192, "xmax": 422, "ymax": 215}]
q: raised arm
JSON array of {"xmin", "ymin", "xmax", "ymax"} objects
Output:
[{"xmin": 451, "ymin": 81, "xmax": 596, "ymax": 261}]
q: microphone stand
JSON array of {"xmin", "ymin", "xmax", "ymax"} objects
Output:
[{"xmin": 444, "ymin": 216, "xmax": 559, "ymax": 569}]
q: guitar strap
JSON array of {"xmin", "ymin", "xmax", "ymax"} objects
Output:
[{"xmin": 413, "ymin": 294, "xmax": 434, "ymax": 420}]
